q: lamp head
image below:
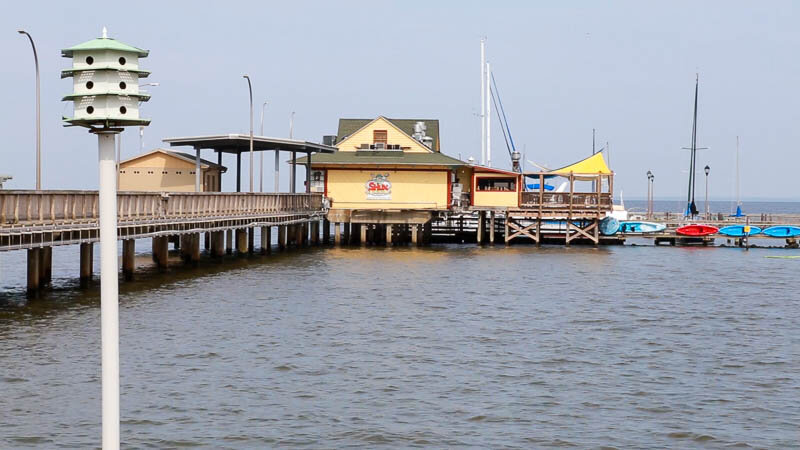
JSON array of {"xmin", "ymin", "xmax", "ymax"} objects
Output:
[
  {"xmin": 17, "ymin": 30, "xmax": 26, "ymax": 34},
  {"xmin": 704, "ymin": 165, "xmax": 710, "ymax": 175},
  {"xmin": 646, "ymin": 170, "xmax": 652, "ymax": 178}
]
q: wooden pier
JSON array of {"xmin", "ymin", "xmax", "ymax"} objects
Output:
[{"xmin": 1, "ymin": 190, "xmax": 326, "ymax": 295}]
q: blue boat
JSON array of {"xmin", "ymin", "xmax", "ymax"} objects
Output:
[
  {"xmin": 719, "ymin": 225, "xmax": 762, "ymax": 237},
  {"xmin": 599, "ymin": 217, "xmax": 620, "ymax": 235},
  {"xmin": 618, "ymin": 221, "xmax": 666, "ymax": 234},
  {"xmin": 762, "ymin": 225, "xmax": 800, "ymax": 238}
]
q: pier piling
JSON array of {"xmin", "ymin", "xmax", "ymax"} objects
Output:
[
  {"xmin": 261, "ymin": 226, "xmax": 271, "ymax": 254},
  {"xmin": 322, "ymin": 219, "xmax": 330, "ymax": 244},
  {"xmin": 489, "ymin": 211, "xmax": 495, "ymax": 245},
  {"xmin": 152, "ymin": 237, "xmax": 169, "ymax": 269},
  {"xmin": 386, "ymin": 224, "xmax": 393, "ymax": 246},
  {"xmin": 122, "ymin": 239, "xmax": 135, "ymax": 281},
  {"xmin": 225, "ymin": 230, "xmax": 233, "ymax": 255},
  {"xmin": 360, "ymin": 224, "xmax": 367, "ymax": 246},
  {"xmin": 27, "ymin": 248, "xmax": 41, "ymax": 295},
  {"xmin": 80, "ymin": 242, "xmax": 94, "ymax": 285},
  {"xmin": 236, "ymin": 229, "xmax": 248, "ymax": 254},
  {"xmin": 334, "ymin": 222, "xmax": 341, "ymax": 245},
  {"xmin": 248, "ymin": 227, "xmax": 255, "ymax": 254},
  {"xmin": 39, "ymin": 246, "xmax": 52, "ymax": 284}
]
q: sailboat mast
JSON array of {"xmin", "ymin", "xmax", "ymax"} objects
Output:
[
  {"xmin": 736, "ymin": 136, "xmax": 741, "ymax": 207},
  {"xmin": 686, "ymin": 74, "xmax": 699, "ymax": 215},
  {"xmin": 480, "ymin": 38, "xmax": 486, "ymax": 166}
]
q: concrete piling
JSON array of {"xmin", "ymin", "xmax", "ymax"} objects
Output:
[
  {"xmin": 278, "ymin": 225, "xmax": 287, "ymax": 250},
  {"xmin": 27, "ymin": 248, "xmax": 41, "ymax": 295},
  {"xmin": 261, "ymin": 226, "xmax": 271, "ymax": 254},
  {"xmin": 322, "ymin": 219, "xmax": 330, "ymax": 244},
  {"xmin": 80, "ymin": 242, "xmax": 94, "ymax": 286},
  {"xmin": 39, "ymin": 246, "xmax": 52, "ymax": 284},
  {"xmin": 225, "ymin": 230, "xmax": 233, "ymax": 255},
  {"xmin": 122, "ymin": 239, "xmax": 135, "ymax": 281},
  {"xmin": 236, "ymin": 229, "xmax": 248, "ymax": 254},
  {"xmin": 152, "ymin": 236, "xmax": 169, "ymax": 269}
]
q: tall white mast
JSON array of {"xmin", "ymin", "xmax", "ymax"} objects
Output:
[
  {"xmin": 480, "ymin": 38, "xmax": 486, "ymax": 165},
  {"xmin": 486, "ymin": 61, "xmax": 492, "ymax": 167},
  {"xmin": 736, "ymin": 136, "xmax": 741, "ymax": 207}
]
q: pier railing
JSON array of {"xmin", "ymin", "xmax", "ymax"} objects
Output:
[
  {"xmin": 0, "ymin": 191, "xmax": 324, "ymax": 225},
  {"xmin": 520, "ymin": 192, "xmax": 613, "ymax": 209}
]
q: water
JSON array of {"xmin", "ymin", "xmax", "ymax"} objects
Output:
[{"xmin": 1, "ymin": 244, "xmax": 799, "ymax": 448}]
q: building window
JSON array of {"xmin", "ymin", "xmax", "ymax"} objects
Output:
[
  {"xmin": 373, "ymin": 130, "xmax": 388, "ymax": 146},
  {"xmin": 477, "ymin": 177, "xmax": 516, "ymax": 192}
]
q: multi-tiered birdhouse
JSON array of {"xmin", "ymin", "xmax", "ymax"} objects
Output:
[{"xmin": 62, "ymin": 28, "xmax": 151, "ymax": 128}]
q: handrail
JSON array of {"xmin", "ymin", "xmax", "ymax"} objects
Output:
[{"xmin": 0, "ymin": 191, "xmax": 324, "ymax": 225}]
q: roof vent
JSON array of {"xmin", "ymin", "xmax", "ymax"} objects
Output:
[{"xmin": 412, "ymin": 121, "xmax": 432, "ymax": 148}]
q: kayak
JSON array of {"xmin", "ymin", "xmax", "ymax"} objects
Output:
[
  {"xmin": 599, "ymin": 217, "xmax": 620, "ymax": 235},
  {"xmin": 762, "ymin": 225, "xmax": 800, "ymax": 238},
  {"xmin": 618, "ymin": 221, "xmax": 666, "ymax": 234},
  {"xmin": 676, "ymin": 224, "xmax": 719, "ymax": 236},
  {"xmin": 719, "ymin": 225, "xmax": 762, "ymax": 237}
]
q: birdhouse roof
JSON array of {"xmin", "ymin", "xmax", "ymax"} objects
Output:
[
  {"xmin": 61, "ymin": 67, "xmax": 151, "ymax": 79},
  {"xmin": 62, "ymin": 37, "xmax": 149, "ymax": 58}
]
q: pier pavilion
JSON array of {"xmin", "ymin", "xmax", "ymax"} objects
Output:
[
  {"xmin": 296, "ymin": 116, "xmax": 468, "ymax": 245},
  {"xmin": 163, "ymin": 134, "xmax": 336, "ymax": 193}
]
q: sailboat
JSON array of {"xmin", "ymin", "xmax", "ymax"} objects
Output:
[{"xmin": 684, "ymin": 75, "xmax": 701, "ymax": 217}]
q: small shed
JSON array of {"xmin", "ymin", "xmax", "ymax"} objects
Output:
[
  {"xmin": 119, "ymin": 149, "xmax": 226, "ymax": 192},
  {"xmin": 470, "ymin": 166, "xmax": 522, "ymax": 208}
]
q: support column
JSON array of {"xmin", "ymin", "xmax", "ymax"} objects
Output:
[
  {"xmin": 210, "ymin": 231, "xmax": 224, "ymax": 258},
  {"xmin": 122, "ymin": 239, "xmax": 135, "ymax": 281},
  {"xmin": 39, "ymin": 246, "xmax": 52, "ymax": 284},
  {"xmin": 334, "ymin": 222, "xmax": 341, "ymax": 245},
  {"xmin": 322, "ymin": 219, "xmax": 330, "ymax": 244},
  {"xmin": 236, "ymin": 152, "xmax": 242, "ymax": 193},
  {"xmin": 412, "ymin": 224, "xmax": 419, "ymax": 246},
  {"xmin": 311, "ymin": 220, "xmax": 320, "ymax": 245},
  {"xmin": 80, "ymin": 242, "xmax": 94, "ymax": 286},
  {"xmin": 489, "ymin": 211, "xmax": 495, "ymax": 245},
  {"xmin": 261, "ymin": 226, "xmax": 271, "ymax": 254},
  {"xmin": 226, "ymin": 230, "xmax": 233, "ymax": 255},
  {"xmin": 27, "ymin": 248, "xmax": 41, "ymax": 295},
  {"xmin": 179, "ymin": 234, "xmax": 190, "ymax": 261},
  {"xmin": 386, "ymin": 224, "xmax": 393, "ymax": 246},
  {"xmin": 248, "ymin": 227, "xmax": 255, "ymax": 253},
  {"xmin": 296, "ymin": 223, "xmax": 305, "ymax": 247},
  {"xmin": 278, "ymin": 225, "xmax": 287, "ymax": 250},
  {"xmin": 236, "ymin": 229, "xmax": 248, "ymax": 254},
  {"xmin": 360, "ymin": 224, "xmax": 367, "ymax": 246},
  {"xmin": 204, "ymin": 232, "xmax": 210, "ymax": 250},
  {"xmin": 344, "ymin": 223, "xmax": 351, "ymax": 245},
  {"xmin": 477, "ymin": 211, "xmax": 484, "ymax": 244},
  {"xmin": 153, "ymin": 236, "xmax": 169, "ymax": 269},
  {"xmin": 189, "ymin": 233, "xmax": 201, "ymax": 262},
  {"xmin": 504, "ymin": 215, "xmax": 510, "ymax": 246}
]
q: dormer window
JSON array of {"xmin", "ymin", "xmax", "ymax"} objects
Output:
[{"xmin": 373, "ymin": 130, "xmax": 387, "ymax": 146}]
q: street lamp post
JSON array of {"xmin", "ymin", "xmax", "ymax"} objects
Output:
[
  {"xmin": 137, "ymin": 83, "xmax": 159, "ymax": 153},
  {"xmin": 259, "ymin": 101, "xmax": 268, "ymax": 192},
  {"xmin": 243, "ymin": 75, "xmax": 254, "ymax": 192},
  {"xmin": 18, "ymin": 30, "xmax": 41, "ymax": 190},
  {"xmin": 704, "ymin": 165, "xmax": 710, "ymax": 219},
  {"xmin": 646, "ymin": 170, "xmax": 654, "ymax": 219}
]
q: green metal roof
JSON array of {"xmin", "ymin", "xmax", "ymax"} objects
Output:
[
  {"xmin": 61, "ymin": 67, "xmax": 150, "ymax": 79},
  {"xmin": 62, "ymin": 37, "xmax": 149, "ymax": 58},
  {"xmin": 62, "ymin": 92, "xmax": 151, "ymax": 101},
  {"xmin": 337, "ymin": 118, "xmax": 440, "ymax": 152},
  {"xmin": 296, "ymin": 150, "xmax": 465, "ymax": 167}
]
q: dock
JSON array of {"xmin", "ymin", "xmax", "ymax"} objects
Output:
[{"xmin": 1, "ymin": 190, "xmax": 327, "ymax": 295}]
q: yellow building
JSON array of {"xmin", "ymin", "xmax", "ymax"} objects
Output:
[
  {"xmin": 119, "ymin": 149, "xmax": 226, "ymax": 192},
  {"xmin": 299, "ymin": 117, "xmax": 468, "ymax": 222}
]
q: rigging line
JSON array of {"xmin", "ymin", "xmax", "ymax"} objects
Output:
[
  {"xmin": 490, "ymin": 72, "xmax": 516, "ymax": 152},
  {"xmin": 490, "ymin": 88, "xmax": 513, "ymax": 159}
]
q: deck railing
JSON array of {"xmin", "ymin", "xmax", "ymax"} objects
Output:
[
  {"xmin": 0, "ymin": 191, "xmax": 324, "ymax": 225},
  {"xmin": 520, "ymin": 192, "xmax": 613, "ymax": 209}
]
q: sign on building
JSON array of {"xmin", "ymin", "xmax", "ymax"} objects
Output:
[{"xmin": 366, "ymin": 173, "xmax": 391, "ymax": 200}]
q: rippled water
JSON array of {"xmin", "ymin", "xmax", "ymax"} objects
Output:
[{"xmin": 1, "ymin": 244, "xmax": 799, "ymax": 448}]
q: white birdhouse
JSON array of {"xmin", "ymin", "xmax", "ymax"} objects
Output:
[{"xmin": 62, "ymin": 28, "xmax": 151, "ymax": 128}]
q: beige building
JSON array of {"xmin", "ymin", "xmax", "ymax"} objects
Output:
[{"xmin": 119, "ymin": 149, "xmax": 226, "ymax": 192}]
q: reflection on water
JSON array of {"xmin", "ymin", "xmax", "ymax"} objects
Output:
[{"xmin": 1, "ymin": 244, "xmax": 799, "ymax": 447}]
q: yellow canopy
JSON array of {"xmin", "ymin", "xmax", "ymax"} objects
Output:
[{"xmin": 547, "ymin": 152, "xmax": 611, "ymax": 178}]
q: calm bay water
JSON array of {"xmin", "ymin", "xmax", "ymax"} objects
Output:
[{"xmin": 1, "ymin": 244, "xmax": 799, "ymax": 448}]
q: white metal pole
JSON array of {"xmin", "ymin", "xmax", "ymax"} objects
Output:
[
  {"xmin": 243, "ymin": 75, "xmax": 254, "ymax": 193},
  {"xmin": 274, "ymin": 150, "xmax": 280, "ymax": 193},
  {"xmin": 260, "ymin": 101, "xmax": 268, "ymax": 193},
  {"xmin": 480, "ymin": 38, "xmax": 486, "ymax": 166},
  {"xmin": 195, "ymin": 147, "xmax": 201, "ymax": 192},
  {"xmin": 486, "ymin": 61, "xmax": 492, "ymax": 168},
  {"xmin": 116, "ymin": 134, "xmax": 121, "ymax": 190},
  {"xmin": 96, "ymin": 130, "xmax": 120, "ymax": 450}
]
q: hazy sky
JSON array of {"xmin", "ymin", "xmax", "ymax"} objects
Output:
[{"xmin": 3, "ymin": 1, "xmax": 798, "ymax": 200}]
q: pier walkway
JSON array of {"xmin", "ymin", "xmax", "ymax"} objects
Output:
[{"xmin": 1, "ymin": 190, "xmax": 327, "ymax": 294}]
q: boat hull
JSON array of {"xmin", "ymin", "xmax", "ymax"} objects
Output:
[
  {"xmin": 676, "ymin": 224, "xmax": 719, "ymax": 236},
  {"xmin": 762, "ymin": 226, "xmax": 800, "ymax": 238},
  {"xmin": 619, "ymin": 221, "xmax": 666, "ymax": 234},
  {"xmin": 599, "ymin": 217, "xmax": 620, "ymax": 235},
  {"xmin": 718, "ymin": 225, "xmax": 762, "ymax": 237}
]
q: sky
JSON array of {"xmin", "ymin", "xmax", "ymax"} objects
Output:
[{"xmin": 2, "ymin": 1, "xmax": 798, "ymax": 200}]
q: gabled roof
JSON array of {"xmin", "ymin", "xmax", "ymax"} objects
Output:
[
  {"xmin": 295, "ymin": 150, "xmax": 465, "ymax": 167},
  {"xmin": 337, "ymin": 117, "xmax": 440, "ymax": 151},
  {"xmin": 120, "ymin": 149, "xmax": 227, "ymax": 172},
  {"xmin": 62, "ymin": 37, "xmax": 149, "ymax": 58}
]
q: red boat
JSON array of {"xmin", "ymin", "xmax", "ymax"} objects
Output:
[{"xmin": 676, "ymin": 224, "xmax": 719, "ymax": 236}]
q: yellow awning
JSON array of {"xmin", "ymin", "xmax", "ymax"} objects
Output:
[{"xmin": 547, "ymin": 152, "xmax": 611, "ymax": 177}]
